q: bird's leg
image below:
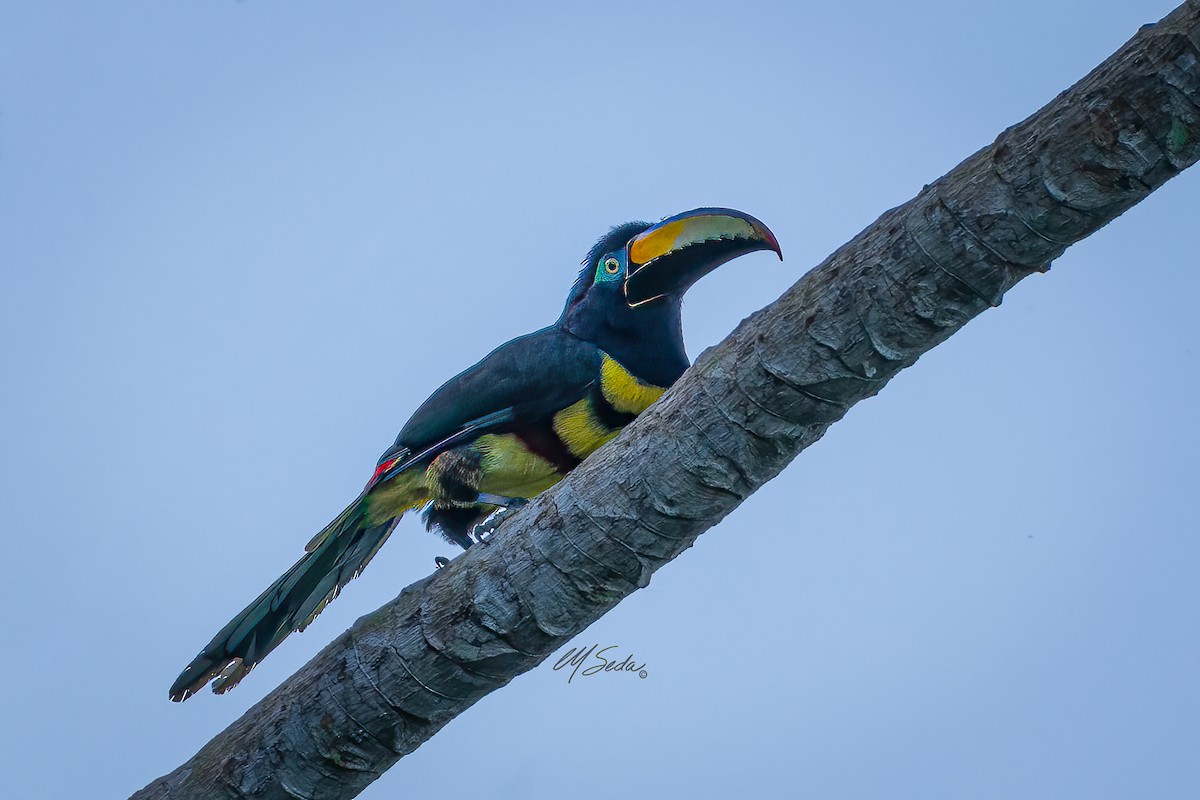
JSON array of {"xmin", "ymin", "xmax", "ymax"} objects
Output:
[
  {"xmin": 424, "ymin": 450, "xmax": 491, "ymax": 566},
  {"xmin": 434, "ymin": 497, "xmax": 525, "ymax": 566},
  {"xmin": 470, "ymin": 495, "xmax": 529, "ymax": 544},
  {"xmin": 424, "ymin": 503, "xmax": 482, "ymax": 569}
]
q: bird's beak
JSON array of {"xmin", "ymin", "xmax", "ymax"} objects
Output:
[{"xmin": 623, "ymin": 207, "xmax": 782, "ymax": 307}]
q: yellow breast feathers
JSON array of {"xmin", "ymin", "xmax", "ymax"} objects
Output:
[
  {"xmin": 599, "ymin": 353, "xmax": 665, "ymax": 415},
  {"xmin": 475, "ymin": 433, "xmax": 563, "ymax": 498},
  {"xmin": 553, "ymin": 399, "xmax": 619, "ymax": 459},
  {"xmin": 550, "ymin": 355, "xmax": 666, "ymax": 460}
]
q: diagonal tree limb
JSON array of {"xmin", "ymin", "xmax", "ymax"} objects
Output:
[{"xmin": 134, "ymin": 3, "xmax": 1200, "ymax": 798}]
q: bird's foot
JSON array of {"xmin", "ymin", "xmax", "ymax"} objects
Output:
[{"xmin": 469, "ymin": 497, "xmax": 529, "ymax": 545}]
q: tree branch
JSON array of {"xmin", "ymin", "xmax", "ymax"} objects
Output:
[{"xmin": 134, "ymin": 3, "xmax": 1200, "ymax": 798}]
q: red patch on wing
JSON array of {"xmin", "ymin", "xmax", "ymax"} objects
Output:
[{"xmin": 367, "ymin": 456, "xmax": 400, "ymax": 489}]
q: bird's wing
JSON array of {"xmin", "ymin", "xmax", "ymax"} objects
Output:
[
  {"xmin": 374, "ymin": 326, "xmax": 602, "ymax": 482},
  {"xmin": 175, "ymin": 329, "xmax": 602, "ymax": 700}
]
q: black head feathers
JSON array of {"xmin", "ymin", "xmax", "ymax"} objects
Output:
[
  {"xmin": 563, "ymin": 221, "xmax": 653, "ymax": 309},
  {"xmin": 583, "ymin": 221, "xmax": 653, "ymax": 271}
]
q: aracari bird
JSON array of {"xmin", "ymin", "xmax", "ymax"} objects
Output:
[{"xmin": 170, "ymin": 207, "xmax": 781, "ymax": 701}]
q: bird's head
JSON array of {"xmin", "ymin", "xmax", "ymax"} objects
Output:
[{"xmin": 559, "ymin": 207, "xmax": 781, "ymax": 337}]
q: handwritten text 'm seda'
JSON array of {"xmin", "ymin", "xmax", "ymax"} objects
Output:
[{"xmin": 552, "ymin": 644, "xmax": 648, "ymax": 684}]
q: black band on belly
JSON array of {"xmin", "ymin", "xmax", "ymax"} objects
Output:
[
  {"xmin": 589, "ymin": 384, "xmax": 637, "ymax": 429},
  {"xmin": 515, "ymin": 423, "xmax": 581, "ymax": 473}
]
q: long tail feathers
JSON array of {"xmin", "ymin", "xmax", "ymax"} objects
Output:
[{"xmin": 170, "ymin": 475, "xmax": 423, "ymax": 701}]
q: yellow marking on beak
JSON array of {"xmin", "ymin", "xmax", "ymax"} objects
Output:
[
  {"xmin": 629, "ymin": 215, "xmax": 762, "ymax": 266},
  {"xmin": 628, "ymin": 219, "xmax": 687, "ymax": 265}
]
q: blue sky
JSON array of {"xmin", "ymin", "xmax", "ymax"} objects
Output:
[{"xmin": 2, "ymin": 2, "xmax": 1197, "ymax": 798}]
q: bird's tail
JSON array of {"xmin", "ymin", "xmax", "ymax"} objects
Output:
[{"xmin": 169, "ymin": 468, "xmax": 426, "ymax": 701}]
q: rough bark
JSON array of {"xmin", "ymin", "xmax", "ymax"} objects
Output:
[{"xmin": 133, "ymin": 3, "xmax": 1200, "ymax": 798}]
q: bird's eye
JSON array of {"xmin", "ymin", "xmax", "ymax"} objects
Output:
[{"xmin": 603, "ymin": 257, "xmax": 620, "ymax": 275}]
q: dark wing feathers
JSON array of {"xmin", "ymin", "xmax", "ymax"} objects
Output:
[
  {"xmin": 375, "ymin": 408, "xmax": 516, "ymax": 484},
  {"xmin": 394, "ymin": 326, "xmax": 602, "ymax": 452},
  {"xmin": 171, "ymin": 327, "xmax": 602, "ymax": 701}
]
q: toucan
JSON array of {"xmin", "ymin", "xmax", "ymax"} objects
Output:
[{"xmin": 170, "ymin": 207, "xmax": 781, "ymax": 701}]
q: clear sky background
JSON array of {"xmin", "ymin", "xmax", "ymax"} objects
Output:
[{"xmin": 2, "ymin": 2, "xmax": 1197, "ymax": 798}]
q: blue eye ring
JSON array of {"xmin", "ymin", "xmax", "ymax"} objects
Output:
[{"xmin": 603, "ymin": 256, "xmax": 620, "ymax": 275}]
